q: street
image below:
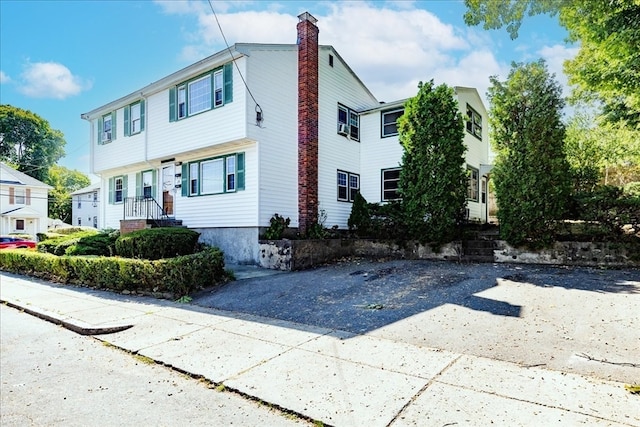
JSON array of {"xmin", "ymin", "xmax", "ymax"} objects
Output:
[{"xmin": 0, "ymin": 305, "xmax": 308, "ymax": 427}]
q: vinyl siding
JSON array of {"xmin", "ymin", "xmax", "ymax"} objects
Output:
[
  {"xmin": 244, "ymin": 46, "xmax": 300, "ymax": 227},
  {"xmin": 317, "ymin": 47, "xmax": 379, "ymax": 229}
]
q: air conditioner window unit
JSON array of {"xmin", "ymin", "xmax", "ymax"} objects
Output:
[{"xmin": 338, "ymin": 123, "xmax": 349, "ymax": 136}]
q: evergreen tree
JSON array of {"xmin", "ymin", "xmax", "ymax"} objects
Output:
[
  {"xmin": 397, "ymin": 80, "xmax": 467, "ymax": 245},
  {"xmin": 488, "ymin": 60, "xmax": 571, "ymax": 247}
]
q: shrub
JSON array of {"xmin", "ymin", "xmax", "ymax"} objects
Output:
[
  {"xmin": 348, "ymin": 192, "xmax": 372, "ymax": 237},
  {"xmin": 65, "ymin": 230, "xmax": 119, "ymax": 256},
  {"xmin": 115, "ymin": 227, "xmax": 200, "ymax": 260},
  {"xmin": 569, "ymin": 185, "xmax": 640, "ymax": 235},
  {"xmin": 263, "ymin": 214, "xmax": 290, "ymax": 240},
  {"xmin": 0, "ymin": 247, "xmax": 229, "ymax": 298},
  {"xmin": 37, "ymin": 230, "xmax": 99, "ymax": 256}
]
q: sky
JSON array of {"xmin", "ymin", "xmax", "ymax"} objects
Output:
[{"xmin": 0, "ymin": 0, "xmax": 578, "ymax": 181}]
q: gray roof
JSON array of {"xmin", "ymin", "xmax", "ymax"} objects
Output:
[
  {"xmin": 0, "ymin": 162, "xmax": 53, "ymax": 189},
  {"xmin": 70, "ymin": 182, "xmax": 100, "ymax": 196}
]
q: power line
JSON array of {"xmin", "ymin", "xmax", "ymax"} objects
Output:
[{"xmin": 207, "ymin": 0, "xmax": 264, "ymax": 127}]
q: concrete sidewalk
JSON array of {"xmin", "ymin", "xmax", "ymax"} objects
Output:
[{"xmin": 1, "ymin": 272, "xmax": 638, "ymax": 426}]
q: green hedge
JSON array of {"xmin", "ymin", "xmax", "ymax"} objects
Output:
[
  {"xmin": 0, "ymin": 247, "xmax": 229, "ymax": 298},
  {"xmin": 38, "ymin": 230, "xmax": 99, "ymax": 256},
  {"xmin": 115, "ymin": 227, "xmax": 200, "ymax": 260}
]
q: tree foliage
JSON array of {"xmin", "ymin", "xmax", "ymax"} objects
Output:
[
  {"xmin": 463, "ymin": 0, "xmax": 640, "ymax": 129},
  {"xmin": 488, "ymin": 60, "xmax": 571, "ymax": 247},
  {"xmin": 46, "ymin": 165, "xmax": 91, "ymax": 223},
  {"xmin": 0, "ymin": 104, "xmax": 66, "ymax": 182},
  {"xmin": 565, "ymin": 109, "xmax": 640, "ymax": 190},
  {"xmin": 397, "ymin": 80, "xmax": 467, "ymax": 246}
]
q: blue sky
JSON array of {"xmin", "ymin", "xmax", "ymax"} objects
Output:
[{"xmin": 0, "ymin": 1, "xmax": 576, "ymax": 180}]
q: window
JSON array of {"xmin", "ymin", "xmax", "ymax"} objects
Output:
[
  {"xmin": 337, "ymin": 104, "xmax": 359, "ymax": 140},
  {"xmin": 170, "ymin": 63, "xmax": 233, "ymax": 121},
  {"xmin": 382, "ymin": 108, "xmax": 403, "ymax": 137},
  {"xmin": 182, "ymin": 152, "xmax": 245, "ymax": 197},
  {"xmin": 142, "ymin": 170, "xmax": 153, "ymax": 198},
  {"xmin": 226, "ymin": 156, "xmax": 236, "ymax": 191},
  {"xmin": 467, "ymin": 166, "xmax": 479, "ymax": 202},
  {"xmin": 466, "ymin": 104, "xmax": 482, "ymax": 140},
  {"xmin": 188, "ymin": 75, "xmax": 212, "ymax": 115},
  {"xmin": 382, "ymin": 168, "xmax": 401, "ymax": 201},
  {"xmin": 200, "ymin": 158, "xmax": 224, "ymax": 194},
  {"xmin": 337, "ymin": 170, "xmax": 359, "ymax": 202},
  {"xmin": 178, "ymin": 86, "xmax": 187, "ymax": 119},
  {"xmin": 124, "ymin": 101, "xmax": 145, "ymax": 136},
  {"xmin": 77, "ymin": 217, "xmax": 82, "ymax": 226},
  {"xmin": 214, "ymin": 69, "xmax": 224, "ymax": 107},
  {"xmin": 16, "ymin": 219, "xmax": 24, "ymax": 230},
  {"xmin": 93, "ymin": 216, "xmax": 98, "ymax": 228},
  {"xmin": 189, "ymin": 163, "xmax": 199, "ymax": 196},
  {"xmin": 14, "ymin": 188, "xmax": 25, "ymax": 205},
  {"xmin": 329, "ymin": 54, "xmax": 334, "ymax": 67},
  {"xmin": 102, "ymin": 113, "xmax": 113, "ymax": 142},
  {"xmin": 114, "ymin": 177, "xmax": 124, "ymax": 203},
  {"xmin": 93, "ymin": 191, "xmax": 98, "ymax": 206},
  {"xmin": 77, "ymin": 198, "xmax": 82, "ymax": 209}
]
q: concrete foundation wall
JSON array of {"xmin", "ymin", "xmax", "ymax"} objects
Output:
[
  {"xmin": 494, "ymin": 241, "xmax": 638, "ymax": 267},
  {"xmin": 196, "ymin": 227, "xmax": 260, "ymax": 264}
]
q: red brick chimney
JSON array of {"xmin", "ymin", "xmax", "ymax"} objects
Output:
[{"xmin": 297, "ymin": 12, "xmax": 319, "ymax": 236}]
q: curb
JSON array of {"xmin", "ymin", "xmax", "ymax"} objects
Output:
[{"xmin": 1, "ymin": 299, "xmax": 133, "ymax": 336}]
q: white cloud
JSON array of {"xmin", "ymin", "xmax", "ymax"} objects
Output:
[
  {"xmin": 160, "ymin": 2, "xmax": 508, "ymax": 104},
  {"xmin": 0, "ymin": 70, "xmax": 10, "ymax": 84},
  {"xmin": 18, "ymin": 62, "xmax": 91, "ymax": 99},
  {"xmin": 538, "ymin": 44, "xmax": 580, "ymax": 96}
]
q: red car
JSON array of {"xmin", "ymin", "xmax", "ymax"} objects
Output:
[{"xmin": 0, "ymin": 236, "xmax": 37, "ymax": 249}]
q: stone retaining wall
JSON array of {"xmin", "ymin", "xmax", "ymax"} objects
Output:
[{"xmin": 259, "ymin": 239, "xmax": 638, "ymax": 270}]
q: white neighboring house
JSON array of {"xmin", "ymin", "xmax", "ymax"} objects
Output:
[
  {"xmin": 0, "ymin": 162, "xmax": 52, "ymax": 238},
  {"xmin": 81, "ymin": 12, "xmax": 491, "ymax": 264},
  {"xmin": 70, "ymin": 183, "xmax": 100, "ymax": 228}
]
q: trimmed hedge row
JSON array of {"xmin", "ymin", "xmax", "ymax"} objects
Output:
[{"xmin": 0, "ymin": 247, "xmax": 228, "ymax": 298}]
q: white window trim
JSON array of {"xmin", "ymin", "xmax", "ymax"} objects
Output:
[
  {"xmin": 102, "ymin": 114, "xmax": 112, "ymax": 142},
  {"xmin": 187, "ymin": 75, "xmax": 212, "ymax": 116},
  {"xmin": 114, "ymin": 176, "xmax": 124, "ymax": 204}
]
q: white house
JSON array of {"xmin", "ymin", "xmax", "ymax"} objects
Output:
[
  {"xmin": 81, "ymin": 12, "xmax": 490, "ymax": 264},
  {"xmin": 70, "ymin": 183, "xmax": 100, "ymax": 228},
  {"xmin": 0, "ymin": 162, "xmax": 52, "ymax": 238}
]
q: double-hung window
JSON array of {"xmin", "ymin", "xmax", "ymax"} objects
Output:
[
  {"xmin": 337, "ymin": 170, "xmax": 360, "ymax": 202},
  {"xmin": 183, "ymin": 152, "xmax": 245, "ymax": 197},
  {"xmin": 467, "ymin": 166, "xmax": 479, "ymax": 202},
  {"xmin": 382, "ymin": 168, "xmax": 401, "ymax": 201},
  {"xmin": 100, "ymin": 113, "xmax": 114, "ymax": 143},
  {"xmin": 114, "ymin": 176, "xmax": 124, "ymax": 203},
  {"xmin": 142, "ymin": 170, "xmax": 153, "ymax": 198},
  {"xmin": 214, "ymin": 69, "xmax": 224, "ymax": 107},
  {"xmin": 382, "ymin": 108, "xmax": 403, "ymax": 137},
  {"xmin": 337, "ymin": 104, "xmax": 360, "ymax": 140},
  {"xmin": 170, "ymin": 63, "xmax": 233, "ymax": 121},
  {"xmin": 466, "ymin": 104, "xmax": 482, "ymax": 140},
  {"xmin": 14, "ymin": 188, "xmax": 25, "ymax": 205},
  {"xmin": 124, "ymin": 101, "xmax": 145, "ymax": 136}
]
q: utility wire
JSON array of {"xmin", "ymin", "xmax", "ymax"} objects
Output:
[{"xmin": 207, "ymin": 0, "xmax": 264, "ymax": 126}]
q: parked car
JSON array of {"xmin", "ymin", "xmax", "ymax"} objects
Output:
[{"xmin": 0, "ymin": 236, "xmax": 37, "ymax": 249}]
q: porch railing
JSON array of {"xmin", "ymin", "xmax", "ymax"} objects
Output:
[{"xmin": 123, "ymin": 196, "xmax": 169, "ymax": 224}]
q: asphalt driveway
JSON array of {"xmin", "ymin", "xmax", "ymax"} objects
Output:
[{"xmin": 192, "ymin": 259, "xmax": 640, "ymax": 383}]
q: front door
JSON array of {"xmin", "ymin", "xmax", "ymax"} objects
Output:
[{"xmin": 162, "ymin": 165, "xmax": 175, "ymax": 216}]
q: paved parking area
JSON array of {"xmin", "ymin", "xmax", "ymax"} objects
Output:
[{"xmin": 193, "ymin": 260, "xmax": 640, "ymax": 383}]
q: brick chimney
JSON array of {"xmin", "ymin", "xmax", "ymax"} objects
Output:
[{"xmin": 297, "ymin": 12, "xmax": 319, "ymax": 235}]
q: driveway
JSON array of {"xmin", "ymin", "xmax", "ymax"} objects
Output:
[{"xmin": 192, "ymin": 259, "xmax": 640, "ymax": 383}]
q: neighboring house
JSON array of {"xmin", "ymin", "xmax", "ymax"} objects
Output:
[
  {"xmin": 0, "ymin": 162, "xmax": 52, "ymax": 238},
  {"xmin": 81, "ymin": 12, "xmax": 490, "ymax": 264},
  {"xmin": 70, "ymin": 183, "xmax": 100, "ymax": 228}
]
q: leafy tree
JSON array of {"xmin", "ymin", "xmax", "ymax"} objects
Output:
[
  {"xmin": 46, "ymin": 165, "xmax": 91, "ymax": 223},
  {"xmin": 565, "ymin": 109, "xmax": 640, "ymax": 190},
  {"xmin": 0, "ymin": 104, "xmax": 66, "ymax": 181},
  {"xmin": 488, "ymin": 60, "xmax": 571, "ymax": 247},
  {"xmin": 463, "ymin": 0, "xmax": 640, "ymax": 128},
  {"xmin": 397, "ymin": 80, "xmax": 467, "ymax": 246}
]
